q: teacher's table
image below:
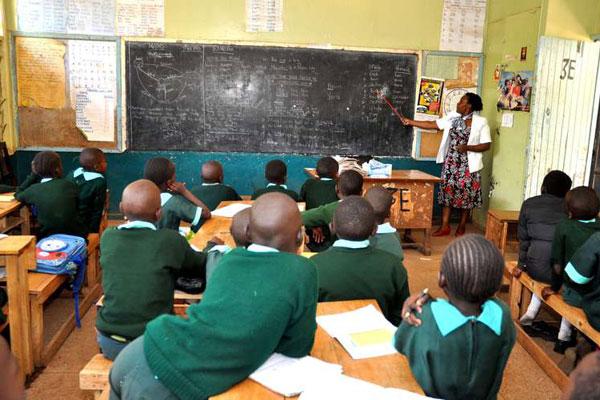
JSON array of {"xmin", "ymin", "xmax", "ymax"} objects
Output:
[
  {"xmin": 191, "ymin": 201, "xmax": 306, "ymax": 249},
  {"xmin": 305, "ymin": 169, "xmax": 440, "ymax": 255},
  {"xmin": 211, "ymin": 299, "xmax": 423, "ymax": 399}
]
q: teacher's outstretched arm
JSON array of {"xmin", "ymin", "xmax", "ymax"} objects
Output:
[{"xmin": 399, "ymin": 116, "xmax": 439, "ymax": 131}]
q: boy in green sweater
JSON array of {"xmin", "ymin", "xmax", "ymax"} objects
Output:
[
  {"xmin": 190, "ymin": 160, "xmax": 241, "ymax": 210},
  {"xmin": 365, "ymin": 185, "xmax": 404, "ymax": 260},
  {"xmin": 66, "ymin": 148, "xmax": 107, "ymax": 233},
  {"xmin": 143, "ymin": 157, "xmax": 211, "ymax": 232},
  {"xmin": 301, "ymin": 156, "xmax": 339, "ymax": 252},
  {"xmin": 96, "ymin": 180, "xmax": 206, "ymax": 360},
  {"xmin": 312, "ymin": 196, "xmax": 409, "ymax": 325},
  {"xmin": 395, "ymin": 234, "xmax": 516, "ymax": 400},
  {"xmin": 543, "ymin": 186, "xmax": 600, "ymax": 353},
  {"xmin": 251, "ymin": 159, "xmax": 299, "ymax": 201},
  {"xmin": 109, "ymin": 193, "xmax": 318, "ymax": 400},
  {"xmin": 15, "ymin": 151, "xmax": 86, "ymax": 238}
]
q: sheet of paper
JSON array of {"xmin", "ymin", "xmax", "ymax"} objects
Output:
[
  {"xmin": 66, "ymin": 0, "xmax": 115, "ymax": 35},
  {"xmin": 18, "ymin": 0, "xmax": 67, "ymax": 33},
  {"xmin": 0, "ymin": 195, "xmax": 15, "ymax": 202},
  {"xmin": 68, "ymin": 40, "xmax": 116, "ymax": 141},
  {"xmin": 116, "ymin": 0, "xmax": 164, "ymax": 37},
  {"xmin": 250, "ymin": 353, "xmax": 343, "ymax": 396},
  {"xmin": 299, "ymin": 374, "xmax": 432, "ymax": 400},
  {"xmin": 501, "ymin": 112, "xmax": 514, "ymax": 128},
  {"xmin": 211, "ymin": 203, "xmax": 252, "ymax": 218},
  {"xmin": 316, "ymin": 305, "xmax": 397, "ymax": 359},
  {"xmin": 246, "ymin": 0, "xmax": 283, "ymax": 32},
  {"xmin": 16, "ymin": 37, "xmax": 66, "ymax": 109},
  {"xmin": 439, "ymin": 0, "xmax": 487, "ymax": 53}
]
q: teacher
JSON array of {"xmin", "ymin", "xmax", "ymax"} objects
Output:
[{"xmin": 400, "ymin": 93, "xmax": 491, "ymax": 237}]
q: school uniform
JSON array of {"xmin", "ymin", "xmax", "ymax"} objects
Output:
[
  {"xmin": 251, "ymin": 183, "xmax": 299, "ymax": 201},
  {"xmin": 96, "ymin": 221, "xmax": 205, "ymax": 359},
  {"xmin": 563, "ymin": 232, "xmax": 600, "ymax": 330},
  {"xmin": 370, "ymin": 222, "xmax": 404, "ymax": 260},
  {"xmin": 517, "ymin": 193, "xmax": 566, "ymax": 283},
  {"xmin": 109, "ymin": 245, "xmax": 318, "ymax": 400},
  {"xmin": 394, "ymin": 299, "xmax": 516, "ymax": 400},
  {"xmin": 158, "ymin": 192, "xmax": 203, "ymax": 232},
  {"xmin": 551, "ymin": 218, "xmax": 600, "ymax": 307},
  {"xmin": 15, "ymin": 174, "xmax": 86, "ymax": 238},
  {"xmin": 312, "ymin": 239, "xmax": 409, "ymax": 325},
  {"xmin": 301, "ymin": 200, "xmax": 339, "ymax": 228},
  {"xmin": 66, "ymin": 167, "xmax": 107, "ymax": 233},
  {"xmin": 190, "ymin": 182, "xmax": 241, "ymax": 210},
  {"xmin": 300, "ymin": 177, "xmax": 338, "ymax": 252}
]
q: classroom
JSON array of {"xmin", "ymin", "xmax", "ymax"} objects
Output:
[{"xmin": 1, "ymin": 0, "xmax": 600, "ymax": 399}]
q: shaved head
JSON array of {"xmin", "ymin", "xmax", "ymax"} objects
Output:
[
  {"xmin": 333, "ymin": 196, "xmax": 376, "ymax": 240},
  {"xmin": 202, "ymin": 160, "xmax": 223, "ymax": 183},
  {"xmin": 365, "ymin": 186, "xmax": 393, "ymax": 224},
  {"xmin": 230, "ymin": 207, "xmax": 251, "ymax": 247},
  {"xmin": 120, "ymin": 179, "xmax": 161, "ymax": 222},
  {"xmin": 249, "ymin": 192, "xmax": 302, "ymax": 253}
]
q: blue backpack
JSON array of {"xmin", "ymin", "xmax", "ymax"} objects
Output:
[{"xmin": 36, "ymin": 234, "xmax": 87, "ymax": 327}]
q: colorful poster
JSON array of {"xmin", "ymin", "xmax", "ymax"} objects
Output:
[
  {"xmin": 16, "ymin": 37, "xmax": 66, "ymax": 109},
  {"xmin": 416, "ymin": 77, "xmax": 444, "ymax": 117},
  {"xmin": 497, "ymin": 71, "xmax": 533, "ymax": 112}
]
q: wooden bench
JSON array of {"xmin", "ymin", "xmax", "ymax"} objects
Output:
[
  {"xmin": 80, "ymin": 353, "xmax": 112, "ymax": 400},
  {"xmin": 86, "ymin": 233, "xmax": 101, "ymax": 288},
  {"xmin": 506, "ymin": 261, "xmax": 600, "ymax": 389}
]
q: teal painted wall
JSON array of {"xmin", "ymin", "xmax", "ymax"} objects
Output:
[{"xmin": 12, "ymin": 151, "xmax": 442, "ymax": 213}]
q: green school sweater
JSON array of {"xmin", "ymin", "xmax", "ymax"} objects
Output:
[
  {"xmin": 301, "ymin": 200, "xmax": 339, "ymax": 228},
  {"xmin": 299, "ymin": 178, "xmax": 338, "ymax": 210},
  {"xmin": 144, "ymin": 247, "xmax": 318, "ymax": 400},
  {"xmin": 66, "ymin": 168, "xmax": 107, "ymax": 233},
  {"xmin": 395, "ymin": 299, "xmax": 516, "ymax": 400},
  {"xmin": 15, "ymin": 174, "xmax": 86, "ymax": 238},
  {"xmin": 96, "ymin": 222, "xmax": 206, "ymax": 339},
  {"xmin": 370, "ymin": 223, "xmax": 404, "ymax": 261},
  {"xmin": 190, "ymin": 183, "xmax": 241, "ymax": 210},
  {"xmin": 564, "ymin": 232, "xmax": 600, "ymax": 330},
  {"xmin": 158, "ymin": 192, "xmax": 202, "ymax": 232},
  {"xmin": 252, "ymin": 184, "xmax": 299, "ymax": 201},
  {"xmin": 551, "ymin": 218, "xmax": 600, "ymax": 306},
  {"xmin": 312, "ymin": 241, "xmax": 409, "ymax": 325}
]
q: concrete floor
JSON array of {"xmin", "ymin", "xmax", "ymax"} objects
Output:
[{"xmin": 25, "ymin": 224, "xmax": 564, "ymax": 399}]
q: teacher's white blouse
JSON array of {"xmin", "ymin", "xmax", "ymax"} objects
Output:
[{"xmin": 435, "ymin": 111, "xmax": 491, "ymax": 173}]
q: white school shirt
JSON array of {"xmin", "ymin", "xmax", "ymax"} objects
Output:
[{"xmin": 435, "ymin": 112, "xmax": 491, "ymax": 173}]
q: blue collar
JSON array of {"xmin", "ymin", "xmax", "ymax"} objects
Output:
[
  {"xmin": 117, "ymin": 221, "xmax": 157, "ymax": 231},
  {"xmin": 247, "ymin": 243, "xmax": 279, "ymax": 253},
  {"xmin": 73, "ymin": 167, "xmax": 104, "ymax": 182},
  {"xmin": 332, "ymin": 239, "xmax": 370, "ymax": 249},
  {"xmin": 160, "ymin": 192, "xmax": 173, "ymax": 206},
  {"xmin": 202, "ymin": 182, "xmax": 221, "ymax": 186},
  {"xmin": 377, "ymin": 223, "xmax": 396, "ymax": 234},
  {"xmin": 319, "ymin": 177, "xmax": 333, "ymax": 181},
  {"xmin": 208, "ymin": 244, "xmax": 232, "ymax": 254},
  {"xmin": 40, "ymin": 178, "xmax": 53, "ymax": 183},
  {"xmin": 431, "ymin": 299, "xmax": 503, "ymax": 337},
  {"xmin": 267, "ymin": 183, "xmax": 288, "ymax": 189},
  {"xmin": 578, "ymin": 218, "xmax": 596, "ymax": 223}
]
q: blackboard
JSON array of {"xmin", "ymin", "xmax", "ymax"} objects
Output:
[{"xmin": 126, "ymin": 42, "xmax": 417, "ymax": 156}]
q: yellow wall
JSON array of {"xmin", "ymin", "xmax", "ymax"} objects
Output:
[{"xmin": 543, "ymin": 0, "xmax": 600, "ymax": 40}]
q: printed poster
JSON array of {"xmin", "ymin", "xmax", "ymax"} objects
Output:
[
  {"xmin": 415, "ymin": 77, "xmax": 444, "ymax": 120},
  {"xmin": 497, "ymin": 71, "xmax": 533, "ymax": 112}
]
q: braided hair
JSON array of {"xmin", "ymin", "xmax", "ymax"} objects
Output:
[{"xmin": 441, "ymin": 234, "xmax": 504, "ymax": 303}]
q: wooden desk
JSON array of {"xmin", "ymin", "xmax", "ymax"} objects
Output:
[
  {"xmin": 212, "ymin": 299, "xmax": 423, "ymax": 399},
  {"xmin": 191, "ymin": 201, "xmax": 305, "ymax": 249},
  {"xmin": 0, "ymin": 195, "xmax": 30, "ymax": 234},
  {"xmin": 485, "ymin": 209, "xmax": 519, "ymax": 256},
  {"xmin": 305, "ymin": 168, "xmax": 440, "ymax": 255}
]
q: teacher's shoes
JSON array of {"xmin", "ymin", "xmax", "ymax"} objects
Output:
[{"xmin": 432, "ymin": 226, "xmax": 451, "ymax": 237}]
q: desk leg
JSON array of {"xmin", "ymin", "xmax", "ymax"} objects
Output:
[
  {"xmin": 20, "ymin": 206, "xmax": 30, "ymax": 235},
  {"xmin": 500, "ymin": 222, "xmax": 509, "ymax": 257},
  {"xmin": 422, "ymin": 228, "xmax": 432, "ymax": 256},
  {"xmin": 509, "ymin": 275, "xmax": 523, "ymax": 320},
  {"xmin": 30, "ymin": 300, "xmax": 44, "ymax": 367}
]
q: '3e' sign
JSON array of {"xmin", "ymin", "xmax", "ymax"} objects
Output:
[{"xmin": 560, "ymin": 58, "xmax": 576, "ymax": 80}]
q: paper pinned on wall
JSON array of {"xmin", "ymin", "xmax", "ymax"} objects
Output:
[
  {"xmin": 116, "ymin": 0, "xmax": 165, "ymax": 37},
  {"xmin": 66, "ymin": 0, "xmax": 115, "ymax": 35},
  {"xmin": 501, "ymin": 112, "xmax": 514, "ymax": 128},
  {"xmin": 246, "ymin": 0, "xmax": 283, "ymax": 32},
  {"xmin": 18, "ymin": 0, "xmax": 68, "ymax": 33},
  {"xmin": 439, "ymin": 0, "xmax": 487, "ymax": 53},
  {"xmin": 68, "ymin": 40, "xmax": 117, "ymax": 141},
  {"xmin": 16, "ymin": 37, "xmax": 66, "ymax": 109}
]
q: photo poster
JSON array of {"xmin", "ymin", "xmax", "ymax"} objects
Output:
[
  {"xmin": 497, "ymin": 71, "xmax": 533, "ymax": 112},
  {"xmin": 415, "ymin": 77, "xmax": 444, "ymax": 121}
]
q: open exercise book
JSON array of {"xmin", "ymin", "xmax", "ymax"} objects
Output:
[
  {"xmin": 316, "ymin": 304, "xmax": 397, "ymax": 359},
  {"xmin": 211, "ymin": 203, "xmax": 252, "ymax": 218}
]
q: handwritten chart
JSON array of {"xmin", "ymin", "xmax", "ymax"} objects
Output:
[{"xmin": 439, "ymin": 0, "xmax": 486, "ymax": 53}]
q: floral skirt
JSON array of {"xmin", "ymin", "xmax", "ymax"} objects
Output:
[{"xmin": 438, "ymin": 165, "xmax": 482, "ymax": 209}]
